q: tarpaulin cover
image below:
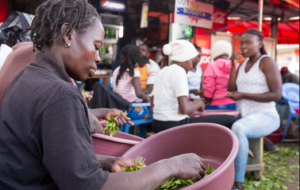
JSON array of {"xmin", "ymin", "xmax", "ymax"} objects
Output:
[{"xmin": 227, "ymin": 20, "xmax": 299, "ymax": 44}]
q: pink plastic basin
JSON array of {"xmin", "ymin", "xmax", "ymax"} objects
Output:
[
  {"xmin": 123, "ymin": 123, "xmax": 239, "ymax": 190},
  {"xmin": 189, "ymin": 110, "xmax": 240, "ymax": 118},
  {"xmin": 92, "ymin": 131, "xmax": 144, "ymax": 157},
  {"xmin": 266, "ymin": 130, "xmax": 283, "ymax": 144}
]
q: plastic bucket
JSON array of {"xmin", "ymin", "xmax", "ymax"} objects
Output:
[
  {"xmin": 266, "ymin": 130, "xmax": 283, "ymax": 144},
  {"xmin": 92, "ymin": 131, "xmax": 143, "ymax": 157},
  {"xmin": 123, "ymin": 123, "xmax": 239, "ymax": 190}
]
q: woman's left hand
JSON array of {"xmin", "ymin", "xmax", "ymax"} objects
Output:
[{"xmin": 227, "ymin": 91, "xmax": 244, "ymax": 101}]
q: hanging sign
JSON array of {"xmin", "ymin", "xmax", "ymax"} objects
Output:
[
  {"xmin": 140, "ymin": 2, "xmax": 149, "ymax": 28},
  {"xmin": 174, "ymin": 0, "xmax": 213, "ymax": 29},
  {"xmin": 212, "ymin": 7, "xmax": 228, "ymax": 31},
  {"xmin": 100, "ymin": 0, "xmax": 126, "ymax": 13}
]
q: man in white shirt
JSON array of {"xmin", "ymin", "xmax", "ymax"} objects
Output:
[{"xmin": 138, "ymin": 43, "xmax": 161, "ymax": 94}]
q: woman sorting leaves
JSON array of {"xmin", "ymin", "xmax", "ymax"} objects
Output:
[
  {"xmin": 112, "ymin": 44, "xmax": 150, "ymax": 102},
  {"xmin": 0, "ymin": 0, "xmax": 207, "ymax": 189},
  {"xmin": 151, "ymin": 40, "xmax": 237, "ymax": 133},
  {"xmin": 227, "ymin": 29, "xmax": 282, "ymax": 190}
]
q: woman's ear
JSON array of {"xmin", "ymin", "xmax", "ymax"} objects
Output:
[
  {"xmin": 258, "ymin": 41, "xmax": 263, "ymax": 49},
  {"xmin": 61, "ymin": 23, "xmax": 74, "ymax": 47}
]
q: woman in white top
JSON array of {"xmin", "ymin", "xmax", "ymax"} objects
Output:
[
  {"xmin": 151, "ymin": 40, "xmax": 237, "ymax": 133},
  {"xmin": 187, "ymin": 45, "xmax": 203, "ymax": 100},
  {"xmin": 227, "ymin": 29, "xmax": 282, "ymax": 190}
]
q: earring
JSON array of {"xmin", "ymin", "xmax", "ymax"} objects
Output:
[{"xmin": 65, "ymin": 43, "xmax": 71, "ymax": 48}]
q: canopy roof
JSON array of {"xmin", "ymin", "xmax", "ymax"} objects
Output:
[{"xmin": 227, "ymin": 19, "xmax": 299, "ymax": 44}]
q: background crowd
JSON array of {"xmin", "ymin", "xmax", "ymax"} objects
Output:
[{"xmin": 0, "ymin": 0, "xmax": 298, "ymax": 190}]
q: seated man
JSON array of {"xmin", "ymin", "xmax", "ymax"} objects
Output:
[
  {"xmin": 281, "ymin": 66, "xmax": 299, "ymax": 85},
  {"xmin": 138, "ymin": 43, "xmax": 161, "ymax": 94},
  {"xmin": 279, "ymin": 67, "xmax": 299, "ymax": 142}
]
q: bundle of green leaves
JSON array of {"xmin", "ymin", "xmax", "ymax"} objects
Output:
[
  {"xmin": 123, "ymin": 157, "xmax": 216, "ymax": 190},
  {"xmin": 156, "ymin": 163, "xmax": 215, "ymax": 190},
  {"xmin": 122, "ymin": 157, "xmax": 146, "ymax": 172},
  {"xmin": 155, "ymin": 178, "xmax": 193, "ymax": 190},
  {"xmin": 103, "ymin": 111, "xmax": 127, "ymax": 136},
  {"xmin": 204, "ymin": 163, "xmax": 216, "ymax": 178}
]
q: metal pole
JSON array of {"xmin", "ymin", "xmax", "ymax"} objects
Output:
[
  {"xmin": 258, "ymin": 0, "xmax": 264, "ymax": 32},
  {"xmin": 212, "ymin": 14, "xmax": 259, "ymax": 34}
]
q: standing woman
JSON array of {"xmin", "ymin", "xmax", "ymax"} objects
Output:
[{"xmin": 227, "ymin": 29, "xmax": 282, "ymax": 190}]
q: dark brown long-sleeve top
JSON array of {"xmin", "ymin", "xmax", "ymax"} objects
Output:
[{"xmin": 0, "ymin": 52, "xmax": 108, "ymax": 190}]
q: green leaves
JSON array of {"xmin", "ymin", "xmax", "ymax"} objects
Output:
[
  {"xmin": 122, "ymin": 156, "xmax": 146, "ymax": 172},
  {"xmin": 103, "ymin": 117, "xmax": 119, "ymax": 136},
  {"xmin": 243, "ymin": 145, "xmax": 299, "ymax": 190},
  {"xmin": 155, "ymin": 178, "xmax": 193, "ymax": 190},
  {"xmin": 156, "ymin": 164, "xmax": 215, "ymax": 190},
  {"xmin": 103, "ymin": 111, "xmax": 128, "ymax": 136},
  {"xmin": 204, "ymin": 163, "xmax": 216, "ymax": 178},
  {"xmin": 123, "ymin": 157, "xmax": 217, "ymax": 190}
]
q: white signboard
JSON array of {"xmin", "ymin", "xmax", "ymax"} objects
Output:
[
  {"xmin": 140, "ymin": 2, "xmax": 149, "ymax": 28},
  {"xmin": 174, "ymin": 0, "xmax": 213, "ymax": 29}
]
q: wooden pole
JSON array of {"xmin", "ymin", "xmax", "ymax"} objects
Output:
[{"xmin": 258, "ymin": 0, "xmax": 264, "ymax": 32}]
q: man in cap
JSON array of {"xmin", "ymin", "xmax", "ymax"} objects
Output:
[{"xmin": 280, "ymin": 66, "xmax": 299, "ymax": 84}]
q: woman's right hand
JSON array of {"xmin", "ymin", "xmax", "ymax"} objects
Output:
[
  {"xmin": 231, "ymin": 50, "xmax": 242, "ymax": 67},
  {"xmin": 170, "ymin": 153, "xmax": 207, "ymax": 181},
  {"xmin": 197, "ymin": 100, "xmax": 205, "ymax": 112}
]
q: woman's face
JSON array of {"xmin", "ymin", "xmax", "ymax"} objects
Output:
[
  {"xmin": 63, "ymin": 19, "xmax": 104, "ymax": 81},
  {"xmin": 139, "ymin": 44, "xmax": 149, "ymax": 58},
  {"xmin": 240, "ymin": 33, "xmax": 262, "ymax": 57},
  {"xmin": 192, "ymin": 49, "xmax": 202, "ymax": 67},
  {"xmin": 181, "ymin": 58, "xmax": 193, "ymax": 73}
]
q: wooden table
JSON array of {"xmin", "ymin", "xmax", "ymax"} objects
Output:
[
  {"xmin": 91, "ymin": 69, "xmax": 112, "ymax": 90},
  {"xmin": 189, "ymin": 110, "xmax": 240, "ymax": 118}
]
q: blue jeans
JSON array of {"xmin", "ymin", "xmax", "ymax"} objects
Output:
[{"xmin": 232, "ymin": 112, "xmax": 280, "ymax": 182}]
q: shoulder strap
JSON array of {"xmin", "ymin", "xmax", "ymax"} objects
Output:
[
  {"xmin": 255, "ymin": 55, "xmax": 269, "ymax": 68},
  {"xmin": 257, "ymin": 55, "xmax": 269, "ymax": 62}
]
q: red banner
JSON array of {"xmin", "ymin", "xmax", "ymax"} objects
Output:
[
  {"xmin": 0, "ymin": 0, "xmax": 9, "ymax": 22},
  {"xmin": 195, "ymin": 28, "xmax": 211, "ymax": 71},
  {"xmin": 212, "ymin": 7, "xmax": 228, "ymax": 31}
]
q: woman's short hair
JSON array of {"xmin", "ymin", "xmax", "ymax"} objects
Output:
[{"xmin": 30, "ymin": 0, "xmax": 100, "ymax": 51}]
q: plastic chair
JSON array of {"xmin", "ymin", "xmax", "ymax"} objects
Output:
[
  {"xmin": 280, "ymin": 83, "xmax": 299, "ymax": 142},
  {"xmin": 120, "ymin": 103, "xmax": 153, "ymax": 138}
]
